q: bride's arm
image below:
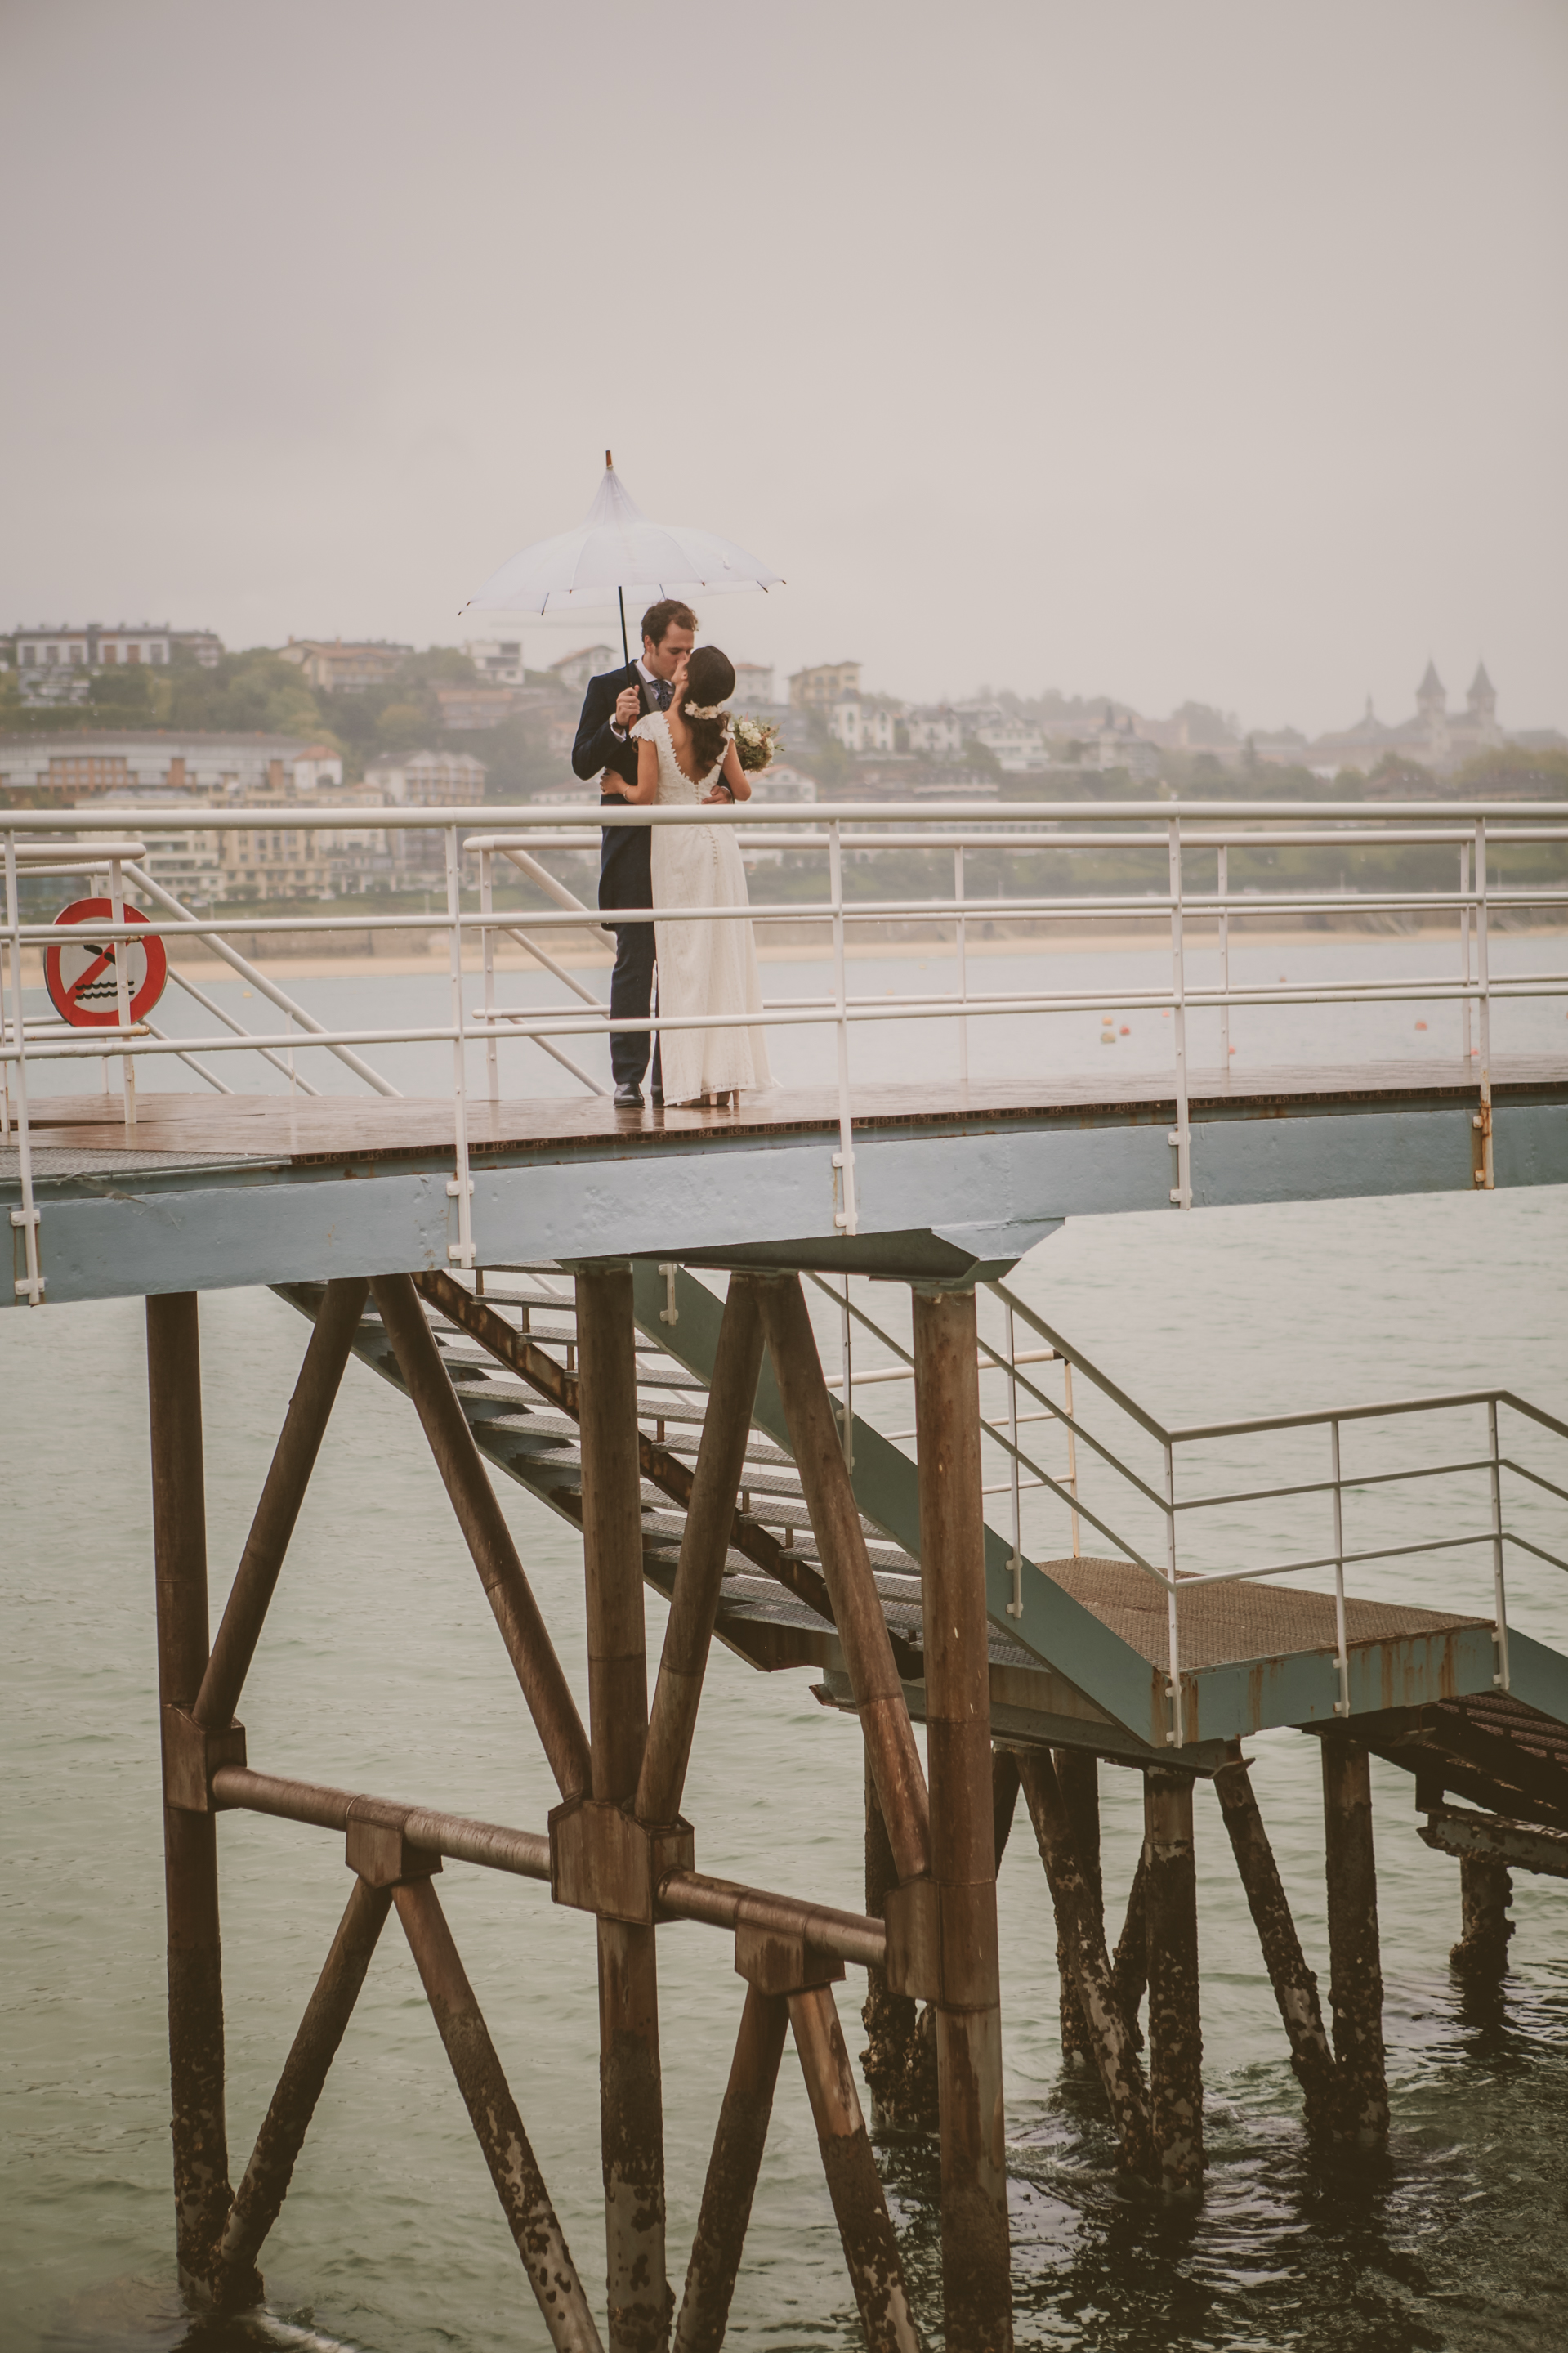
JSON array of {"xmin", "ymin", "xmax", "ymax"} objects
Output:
[
  {"xmin": 708, "ymin": 740, "xmax": 751, "ymax": 802},
  {"xmin": 628, "ymin": 737, "xmax": 660, "ymax": 804}
]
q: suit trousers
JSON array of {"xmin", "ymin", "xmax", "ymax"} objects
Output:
[{"xmin": 609, "ymin": 918, "xmax": 661, "ymax": 1094}]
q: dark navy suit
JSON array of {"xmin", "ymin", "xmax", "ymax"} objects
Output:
[{"xmin": 573, "ymin": 661, "xmax": 665, "ymax": 1093}]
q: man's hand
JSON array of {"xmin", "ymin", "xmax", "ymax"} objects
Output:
[{"xmin": 612, "ymin": 683, "xmax": 641, "ymax": 732}]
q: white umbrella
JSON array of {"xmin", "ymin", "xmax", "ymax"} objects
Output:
[{"xmin": 464, "ymin": 450, "xmax": 783, "ymax": 661}]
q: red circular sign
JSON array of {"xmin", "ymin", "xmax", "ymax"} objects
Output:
[{"xmin": 44, "ymin": 897, "xmax": 169, "ymax": 1028}]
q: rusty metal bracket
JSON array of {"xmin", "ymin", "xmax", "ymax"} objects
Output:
[
  {"xmin": 162, "ymin": 1707, "xmax": 247, "ymax": 1812},
  {"xmin": 548, "ymin": 1795, "xmax": 695, "ymax": 1926},
  {"xmin": 346, "ymin": 1799, "xmax": 444, "ymax": 1889},
  {"xmin": 734, "ymin": 1917, "xmax": 844, "ymax": 1998}
]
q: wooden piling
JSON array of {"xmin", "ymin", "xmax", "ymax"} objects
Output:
[
  {"xmin": 788, "ymin": 1983, "xmax": 922, "ymax": 2353},
  {"xmin": 576, "ymin": 1267, "xmax": 670, "ymax": 2353},
  {"xmin": 910, "ymin": 1286, "xmax": 1012, "ymax": 2353},
  {"xmin": 212, "ymin": 1875, "xmax": 391, "ymax": 2301},
  {"xmin": 371, "ymin": 1273, "xmax": 591, "ymax": 1801},
  {"xmin": 395, "ymin": 1877, "xmax": 604, "ymax": 2353},
  {"xmin": 1213, "ymin": 1749, "xmax": 1338, "ymax": 2134},
  {"xmin": 1052, "ymin": 1750, "xmax": 1101, "ymax": 2059},
  {"xmin": 756, "ymin": 1277, "xmax": 932, "ymax": 1886},
  {"xmin": 1320, "ymin": 1733, "xmax": 1389, "ymax": 2146},
  {"xmin": 1018, "ymin": 1749, "xmax": 1152, "ymax": 2176},
  {"xmin": 860, "ymin": 1757, "xmax": 931, "ymax": 2131},
  {"xmin": 1143, "ymin": 1767, "xmax": 1204, "ymax": 2192},
  {"xmin": 1111, "ymin": 1851, "xmax": 1148, "ymax": 2051},
  {"xmin": 195, "ymin": 1276, "xmax": 369, "ymax": 1729},
  {"xmin": 1452, "ymin": 1854, "xmax": 1513, "ymax": 1975},
  {"xmin": 637, "ymin": 1277, "xmax": 765, "ymax": 1824},
  {"xmin": 146, "ymin": 1291, "xmax": 237, "ymax": 2295},
  {"xmin": 673, "ymin": 1985, "xmax": 788, "ymax": 2353}
]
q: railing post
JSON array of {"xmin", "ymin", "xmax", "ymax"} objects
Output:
[
  {"xmin": 480, "ymin": 846, "xmax": 499, "ymax": 1102},
  {"xmin": 838, "ymin": 1274, "xmax": 854, "ymax": 1470},
  {"xmin": 445, "ymin": 825, "xmax": 476, "ymax": 1268},
  {"xmin": 1168, "ymin": 817, "xmax": 1191, "ymax": 1209},
  {"xmin": 828, "ymin": 820, "xmax": 858, "ymax": 1234},
  {"xmin": 1459, "ymin": 839, "xmax": 1472, "ymax": 1065},
  {"xmin": 1217, "ymin": 839, "xmax": 1231, "ymax": 1073},
  {"xmin": 1064, "ymin": 1358, "xmax": 1081, "ymax": 1558},
  {"xmin": 1329, "ymin": 1420, "xmax": 1350, "ymax": 1717},
  {"xmin": 910, "ymin": 1283, "xmax": 1012, "ymax": 2353},
  {"xmin": 1474, "ymin": 817, "xmax": 1494, "ymax": 1189},
  {"xmin": 109, "ymin": 852, "xmax": 137, "ymax": 1125},
  {"xmin": 1164, "ymin": 1442, "xmax": 1182, "ymax": 1747},
  {"xmin": 1488, "ymin": 1398, "xmax": 1511, "ymax": 1690},
  {"xmin": 954, "ymin": 840, "xmax": 969, "ymax": 1092},
  {"xmin": 1003, "ymin": 1300, "xmax": 1024, "ymax": 1620},
  {"xmin": 4, "ymin": 830, "xmax": 43, "ymax": 1303}
]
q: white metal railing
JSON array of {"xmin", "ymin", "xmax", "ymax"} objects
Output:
[
  {"xmin": 801, "ymin": 1269, "xmax": 1568, "ymax": 1749},
  {"xmin": 4, "ymin": 797, "xmax": 1568, "ymax": 1304}
]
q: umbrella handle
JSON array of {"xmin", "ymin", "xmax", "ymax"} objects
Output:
[{"xmin": 618, "ymin": 584, "xmax": 630, "ymax": 669}]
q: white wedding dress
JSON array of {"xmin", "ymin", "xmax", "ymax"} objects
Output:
[{"xmin": 631, "ymin": 711, "xmax": 771, "ymax": 1105}]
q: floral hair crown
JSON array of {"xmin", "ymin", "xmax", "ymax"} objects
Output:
[{"xmin": 682, "ymin": 698, "xmax": 731, "ymax": 721}]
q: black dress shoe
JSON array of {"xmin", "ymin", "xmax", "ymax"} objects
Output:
[{"xmin": 614, "ymin": 1082, "xmax": 643, "ymax": 1107}]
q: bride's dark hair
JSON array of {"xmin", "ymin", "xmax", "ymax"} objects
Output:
[{"xmin": 677, "ymin": 646, "xmax": 737, "ymax": 775}]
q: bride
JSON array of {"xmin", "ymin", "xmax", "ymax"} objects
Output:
[{"xmin": 628, "ymin": 646, "xmax": 771, "ymax": 1108}]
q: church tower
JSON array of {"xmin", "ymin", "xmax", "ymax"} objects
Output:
[
  {"xmin": 1466, "ymin": 660, "xmax": 1502, "ymax": 750},
  {"xmin": 1415, "ymin": 660, "xmax": 1449, "ymax": 763}
]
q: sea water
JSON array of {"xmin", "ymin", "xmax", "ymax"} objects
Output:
[{"xmin": 3, "ymin": 944, "xmax": 1566, "ymax": 2353}]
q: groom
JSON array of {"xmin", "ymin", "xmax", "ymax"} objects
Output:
[{"xmin": 572, "ymin": 597, "xmax": 697, "ymax": 1106}]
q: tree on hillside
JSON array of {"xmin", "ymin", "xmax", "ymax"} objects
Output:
[{"xmin": 166, "ymin": 650, "xmax": 328, "ymax": 740}]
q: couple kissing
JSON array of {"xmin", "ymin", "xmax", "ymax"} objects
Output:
[{"xmin": 571, "ymin": 598, "xmax": 771, "ymax": 1112}]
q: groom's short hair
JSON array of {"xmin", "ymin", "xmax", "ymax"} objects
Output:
[{"xmin": 641, "ymin": 599, "xmax": 698, "ymax": 648}]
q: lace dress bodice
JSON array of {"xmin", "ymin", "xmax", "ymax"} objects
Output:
[{"xmin": 631, "ymin": 709, "xmax": 725, "ymax": 804}]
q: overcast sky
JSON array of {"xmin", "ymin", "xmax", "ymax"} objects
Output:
[{"xmin": 3, "ymin": 0, "xmax": 1564, "ymax": 737}]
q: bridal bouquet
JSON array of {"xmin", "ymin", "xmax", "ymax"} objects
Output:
[{"xmin": 730, "ymin": 714, "xmax": 781, "ymax": 773}]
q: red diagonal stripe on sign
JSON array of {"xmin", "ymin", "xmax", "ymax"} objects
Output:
[{"xmin": 68, "ymin": 947, "xmax": 114, "ymax": 1001}]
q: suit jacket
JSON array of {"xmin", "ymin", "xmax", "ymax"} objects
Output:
[{"xmin": 574, "ymin": 662, "xmax": 661, "ymax": 915}]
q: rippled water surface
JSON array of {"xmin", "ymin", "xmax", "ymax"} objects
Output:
[{"xmin": 3, "ymin": 952, "xmax": 1567, "ymax": 2353}]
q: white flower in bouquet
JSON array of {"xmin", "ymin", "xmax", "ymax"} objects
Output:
[{"xmin": 730, "ymin": 714, "xmax": 781, "ymax": 774}]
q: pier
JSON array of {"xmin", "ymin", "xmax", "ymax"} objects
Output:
[{"xmin": 5, "ymin": 796, "xmax": 1568, "ymax": 2348}]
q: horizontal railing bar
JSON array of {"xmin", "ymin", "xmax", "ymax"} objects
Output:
[
  {"xmin": 10, "ymin": 795, "xmax": 1568, "ymax": 829},
  {"xmin": 1503, "ymin": 1532, "xmax": 1568, "ymax": 1576},
  {"xmin": 1172, "ymin": 1455, "xmax": 1501, "ymax": 1512},
  {"xmin": 209, "ymin": 1765, "xmax": 887, "ymax": 1965},
  {"xmin": 1175, "ymin": 1527, "xmax": 1500, "ymax": 1589},
  {"xmin": 1502, "ymin": 1457, "xmax": 1568, "ymax": 1507},
  {"xmin": 1168, "ymin": 1389, "xmax": 1512, "ymax": 1443}
]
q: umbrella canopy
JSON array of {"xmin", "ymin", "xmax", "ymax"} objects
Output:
[{"xmin": 464, "ymin": 453, "xmax": 783, "ymax": 618}]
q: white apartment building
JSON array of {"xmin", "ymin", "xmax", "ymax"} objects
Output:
[
  {"xmin": 465, "ymin": 637, "xmax": 526, "ymax": 685},
  {"xmin": 9, "ymin": 624, "xmax": 222, "ymax": 671},
  {"xmin": 972, "ymin": 718, "xmax": 1048, "ymax": 773},
  {"xmin": 550, "ymin": 644, "xmax": 621, "ymax": 696},
  {"xmin": 733, "ymin": 661, "xmax": 776, "ymax": 709},
  {"xmin": 790, "ymin": 662, "xmax": 861, "ymax": 708},
  {"xmin": 87, "ymin": 790, "xmax": 226, "ymax": 904},
  {"xmin": 277, "ymin": 639, "xmax": 414, "ymax": 693},
  {"xmin": 0, "ymin": 731, "xmax": 330, "ymax": 803},
  {"xmin": 363, "ymin": 749, "xmax": 489, "ymax": 875},
  {"xmin": 904, "ymin": 706, "xmax": 963, "ymax": 755},
  {"xmin": 828, "ymin": 696, "xmax": 902, "ymax": 754}
]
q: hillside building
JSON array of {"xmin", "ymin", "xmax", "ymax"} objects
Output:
[{"xmin": 277, "ymin": 638, "xmax": 414, "ymax": 693}]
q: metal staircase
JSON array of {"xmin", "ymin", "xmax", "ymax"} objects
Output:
[{"xmin": 275, "ymin": 1261, "xmax": 1568, "ymax": 1792}]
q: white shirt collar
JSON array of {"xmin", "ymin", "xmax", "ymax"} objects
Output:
[{"xmin": 636, "ymin": 657, "xmax": 657, "ymax": 685}]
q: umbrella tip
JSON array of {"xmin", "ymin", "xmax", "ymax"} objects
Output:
[{"xmin": 605, "ymin": 448, "xmax": 614, "ymax": 469}]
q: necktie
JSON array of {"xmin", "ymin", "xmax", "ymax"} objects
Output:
[{"xmin": 654, "ymin": 678, "xmax": 672, "ymax": 710}]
